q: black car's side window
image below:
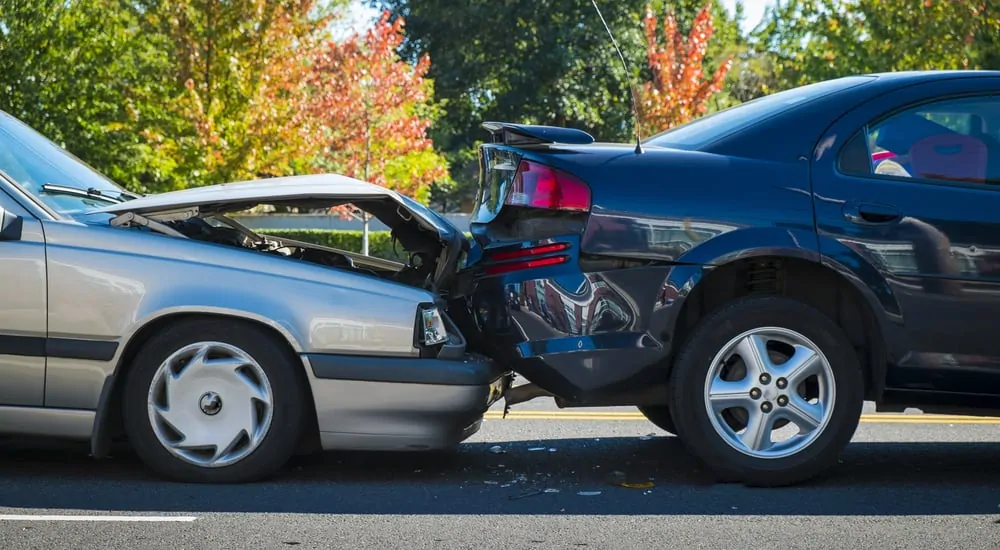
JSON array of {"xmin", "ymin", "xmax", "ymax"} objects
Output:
[{"xmin": 840, "ymin": 95, "xmax": 1000, "ymax": 186}]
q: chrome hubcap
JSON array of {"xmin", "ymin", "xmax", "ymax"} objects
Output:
[
  {"xmin": 147, "ymin": 341, "xmax": 274, "ymax": 468},
  {"xmin": 703, "ymin": 327, "xmax": 836, "ymax": 459}
]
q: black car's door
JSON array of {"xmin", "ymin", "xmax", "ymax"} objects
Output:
[{"xmin": 811, "ymin": 76, "xmax": 1000, "ymax": 395}]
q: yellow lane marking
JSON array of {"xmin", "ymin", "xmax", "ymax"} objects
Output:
[{"xmin": 482, "ymin": 411, "xmax": 1000, "ymax": 424}]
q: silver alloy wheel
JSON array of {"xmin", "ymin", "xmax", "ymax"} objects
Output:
[
  {"xmin": 146, "ymin": 341, "xmax": 274, "ymax": 468},
  {"xmin": 703, "ymin": 327, "xmax": 836, "ymax": 459}
]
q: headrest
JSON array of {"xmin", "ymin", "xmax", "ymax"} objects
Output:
[{"xmin": 875, "ymin": 114, "xmax": 957, "ymax": 154}]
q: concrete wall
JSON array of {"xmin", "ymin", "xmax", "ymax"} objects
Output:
[{"xmin": 232, "ymin": 213, "xmax": 472, "ymax": 232}]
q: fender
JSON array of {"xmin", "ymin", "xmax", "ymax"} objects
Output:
[
  {"xmin": 652, "ymin": 226, "xmax": 905, "ymax": 360},
  {"xmin": 90, "ymin": 304, "xmax": 309, "ymax": 458}
]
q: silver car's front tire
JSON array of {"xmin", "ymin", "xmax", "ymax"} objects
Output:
[
  {"xmin": 668, "ymin": 296, "xmax": 864, "ymax": 487},
  {"xmin": 123, "ymin": 319, "xmax": 308, "ymax": 483}
]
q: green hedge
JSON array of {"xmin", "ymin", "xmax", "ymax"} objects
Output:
[{"xmin": 262, "ymin": 229, "xmax": 407, "ymax": 261}]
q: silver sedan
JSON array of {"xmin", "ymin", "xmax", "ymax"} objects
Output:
[{"xmin": 0, "ymin": 110, "xmax": 509, "ymax": 483}]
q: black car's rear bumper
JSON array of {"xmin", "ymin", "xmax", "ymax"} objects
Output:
[{"xmin": 449, "ymin": 237, "xmax": 690, "ymax": 404}]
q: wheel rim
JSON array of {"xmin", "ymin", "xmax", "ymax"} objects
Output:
[
  {"xmin": 702, "ymin": 327, "xmax": 836, "ymax": 460},
  {"xmin": 147, "ymin": 341, "xmax": 274, "ymax": 468}
]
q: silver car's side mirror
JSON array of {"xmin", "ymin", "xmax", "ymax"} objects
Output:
[{"xmin": 0, "ymin": 206, "xmax": 23, "ymax": 241}]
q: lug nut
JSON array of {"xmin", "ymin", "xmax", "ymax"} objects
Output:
[
  {"xmin": 759, "ymin": 373, "xmax": 771, "ymax": 385},
  {"xmin": 761, "ymin": 401, "xmax": 773, "ymax": 413},
  {"xmin": 776, "ymin": 377, "xmax": 788, "ymax": 389},
  {"xmin": 749, "ymin": 388, "xmax": 762, "ymax": 400},
  {"xmin": 777, "ymin": 395, "xmax": 788, "ymax": 407}
]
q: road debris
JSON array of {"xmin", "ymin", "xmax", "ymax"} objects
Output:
[
  {"xmin": 544, "ymin": 488, "xmax": 560, "ymax": 493},
  {"xmin": 528, "ymin": 447, "xmax": 546, "ymax": 451},
  {"xmin": 638, "ymin": 433, "xmax": 657, "ymax": 441},
  {"xmin": 621, "ymin": 482, "xmax": 655, "ymax": 489},
  {"xmin": 577, "ymin": 491, "xmax": 602, "ymax": 496},
  {"xmin": 489, "ymin": 445, "xmax": 504, "ymax": 454},
  {"xmin": 509, "ymin": 489, "xmax": 545, "ymax": 500}
]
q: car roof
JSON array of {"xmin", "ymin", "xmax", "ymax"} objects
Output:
[{"xmin": 864, "ymin": 70, "xmax": 1000, "ymax": 87}]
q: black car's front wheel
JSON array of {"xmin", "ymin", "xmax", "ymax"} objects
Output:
[{"xmin": 668, "ymin": 295, "xmax": 864, "ymax": 487}]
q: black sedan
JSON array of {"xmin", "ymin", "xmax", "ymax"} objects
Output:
[{"xmin": 449, "ymin": 70, "xmax": 1000, "ymax": 487}]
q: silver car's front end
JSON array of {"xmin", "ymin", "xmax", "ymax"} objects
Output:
[
  {"xmin": 31, "ymin": 218, "xmax": 507, "ymax": 455},
  {"xmin": 0, "ymin": 106, "xmax": 510, "ymax": 482}
]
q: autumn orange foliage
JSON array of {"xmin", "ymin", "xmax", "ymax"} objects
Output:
[
  {"xmin": 141, "ymin": 0, "xmax": 329, "ymax": 187},
  {"xmin": 307, "ymin": 10, "xmax": 447, "ymax": 212},
  {"xmin": 638, "ymin": 2, "xmax": 732, "ymax": 136}
]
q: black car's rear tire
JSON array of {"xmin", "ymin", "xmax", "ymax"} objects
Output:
[
  {"xmin": 668, "ymin": 295, "xmax": 864, "ymax": 487},
  {"xmin": 638, "ymin": 405, "xmax": 676, "ymax": 435},
  {"xmin": 122, "ymin": 318, "xmax": 309, "ymax": 483}
]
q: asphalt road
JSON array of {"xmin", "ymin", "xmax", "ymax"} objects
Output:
[{"xmin": 1, "ymin": 399, "xmax": 999, "ymax": 549}]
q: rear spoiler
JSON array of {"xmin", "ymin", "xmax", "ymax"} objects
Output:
[{"xmin": 481, "ymin": 121, "xmax": 595, "ymax": 146}]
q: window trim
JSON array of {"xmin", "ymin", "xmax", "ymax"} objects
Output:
[
  {"xmin": 0, "ymin": 169, "xmax": 52, "ymax": 221},
  {"xmin": 834, "ymin": 92, "xmax": 1000, "ymax": 192}
]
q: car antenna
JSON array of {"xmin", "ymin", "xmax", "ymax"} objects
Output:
[{"xmin": 589, "ymin": 0, "xmax": 643, "ymax": 155}]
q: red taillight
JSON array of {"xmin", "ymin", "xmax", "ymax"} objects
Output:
[
  {"xmin": 483, "ymin": 255, "xmax": 568, "ymax": 276},
  {"xmin": 488, "ymin": 242, "xmax": 570, "ymax": 262},
  {"xmin": 482, "ymin": 242, "xmax": 572, "ymax": 275},
  {"xmin": 505, "ymin": 160, "xmax": 591, "ymax": 212}
]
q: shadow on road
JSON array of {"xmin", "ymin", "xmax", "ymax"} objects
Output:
[{"xmin": 0, "ymin": 436, "xmax": 998, "ymax": 516}]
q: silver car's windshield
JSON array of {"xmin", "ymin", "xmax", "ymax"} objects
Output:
[{"xmin": 0, "ymin": 111, "xmax": 130, "ymax": 216}]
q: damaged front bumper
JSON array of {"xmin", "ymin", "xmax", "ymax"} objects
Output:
[{"xmin": 302, "ymin": 347, "xmax": 512, "ymax": 452}]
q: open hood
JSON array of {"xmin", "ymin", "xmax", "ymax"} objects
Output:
[
  {"xmin": 92, "ymin": 174, "xmax": 468, "ymax": 293},
  {"xmin": 92, "ymin": 173, "xmax": 461, "ymax": 244}
]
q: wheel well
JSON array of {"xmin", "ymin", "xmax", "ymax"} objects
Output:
[
  {"xmin": 92, "ymin": 313, "xmax": 320, "ymax": 457},
  {"xmin": 673, "ymin": 256, "xmax": 885, "ymax": 401}
]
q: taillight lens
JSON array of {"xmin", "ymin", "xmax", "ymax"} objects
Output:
[
  {"xmin": 482, "ymin": 242, "xmax": 572, "ymax": 276},
  {"xmin": 505, "ymin": 160, "xmax": 591, "ymax": 212}
]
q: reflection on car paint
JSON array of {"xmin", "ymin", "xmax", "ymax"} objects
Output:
[{"xmin": 511, "ymin": 273, "xmax": 635, "ymax": 338}]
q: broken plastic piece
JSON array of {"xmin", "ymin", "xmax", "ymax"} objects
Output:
[
  {"xmin": 577, "ymin": 491, "xmax": 602, "ymax": 496},
  {"xmin": 489, "ymin": 445, "xmax": 504, "ymax": 454},
  {"xmin": 620, "ymin": 481, "xmax": 654, "ymax": 489},
  {"xmin": 528, "ymin": 447, "xmax": 546, "ymax": 451},
  {"xmin": 509, "ymin": 489, "xmax": 545, "ymax": 500}
]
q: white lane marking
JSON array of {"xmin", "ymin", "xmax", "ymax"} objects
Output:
[{"xmin": 0, "ymin": 515, "xmax": 197, "ymax": 522}]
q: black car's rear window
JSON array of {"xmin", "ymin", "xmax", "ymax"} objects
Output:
[{"xmin": 644, "ymin": 76, "xmax": 877, "ymax": 150}]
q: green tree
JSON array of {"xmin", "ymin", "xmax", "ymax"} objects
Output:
[
  {"xmin": 307, "ymin": 10, "xmax": 449, "ymax": 203},
  {"xmin": 370, "ymin": 0, "xmax": 741, "ymax": 211},
  {"xmin": 135, "ymin": 0, "xmax": 342, "ymax": 191},
  {"xmin": 752, "ymin": 0, "xmax": 995, "ymax": 92},
  {"xmin": 0, "ymin": 0, "xmax": 179, "ymax": 192}
]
